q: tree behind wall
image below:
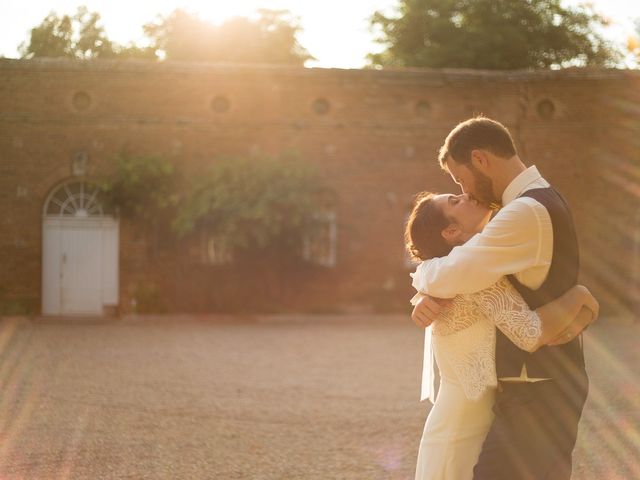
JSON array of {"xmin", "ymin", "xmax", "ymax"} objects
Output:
[
  {"xmin": 19, "ymin": 6, "xmax": 156, "ymax": 59},
  {"xmin": 369, "ymin": 0, "xmax": 621, "ymax": 69},
  {"xmin": 143, "ymin": 9, "xmax": 312, "ymax": 64},
  {"xmin": 19, "ymin": 6, "xmax": 311, "ymax": 64}
]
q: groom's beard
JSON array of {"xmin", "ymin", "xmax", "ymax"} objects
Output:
[{"xmin": 469, "ymin": 165, "xmax": 500, "ymax": 207}]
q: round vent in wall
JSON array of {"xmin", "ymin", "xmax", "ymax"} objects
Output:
[
  {"xmin": 211, "ymin": 95, "xmax": 231, "ymax": 113},
  {"xmin": 537, "ymin": 99, "xmax": 556, "ymax": 119},
  {"xmin": 416, "ymin": 100, "xmax": 431, "ymax": 116},
  {"xmin": 312, "ymin": 98, "xmax": 330, "ymax": 115},
  {"xmin": 72, "ymin": 91, "xmax": 91, "ymax": 112}
]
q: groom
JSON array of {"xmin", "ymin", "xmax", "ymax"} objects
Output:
[{"xmin": 412, "ymin": 117, "xmax": 591, "ymax": 479}]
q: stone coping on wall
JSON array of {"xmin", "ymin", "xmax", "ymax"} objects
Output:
[{"xmin": 1, "ymin": 57, "xmax": 639, "ymax": 83}]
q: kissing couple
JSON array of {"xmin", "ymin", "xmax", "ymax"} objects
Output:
[{"xmin": 406, "ymin": 117, "xmax": 598, "ymax": 480}]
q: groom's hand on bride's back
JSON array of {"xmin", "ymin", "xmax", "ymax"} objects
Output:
[{"xmin": 411, "ymin": 295, "xmax": 452, "ymax": 328}]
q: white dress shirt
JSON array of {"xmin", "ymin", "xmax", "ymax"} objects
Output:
[{"xmin": 413, "ymin": 165, "xmax": 554, "ymax": 383}]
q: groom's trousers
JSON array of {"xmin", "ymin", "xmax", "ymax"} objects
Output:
[{"xmin": 473, "ymin": 366, "xmax": 589, "ymax": 480}]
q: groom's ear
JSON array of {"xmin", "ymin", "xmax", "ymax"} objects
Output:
[{"xmin": 470, "ymin": 149, "xmax": 490, "ymax": 172}]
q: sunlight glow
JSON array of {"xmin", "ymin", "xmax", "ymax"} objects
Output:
[{"xmin": 580, "ymin": 332, "xmax": 640, "ymax": 478}]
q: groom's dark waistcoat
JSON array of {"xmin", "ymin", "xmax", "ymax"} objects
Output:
[{"xmin": 498, "ymin": 187, "xmax": 585, "ymax": 379}]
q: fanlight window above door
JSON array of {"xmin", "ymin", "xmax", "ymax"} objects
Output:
[{"xmin": 44, "ymin": 180, "xmax": 106, "ymax": 217}]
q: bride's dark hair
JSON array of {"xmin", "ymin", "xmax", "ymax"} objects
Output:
[{"xmin": 405, "ymin": 192, "xmax": 455, "ymax": 261}]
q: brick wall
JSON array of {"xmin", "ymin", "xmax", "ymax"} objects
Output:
[{"xmin": 0, "ymin": 59, "xmax": 638, "ymax": 315}]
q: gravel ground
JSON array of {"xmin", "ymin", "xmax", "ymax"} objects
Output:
[{"xmin": 0, "ymin": 315, "xmax": 637, "ymax": 479}]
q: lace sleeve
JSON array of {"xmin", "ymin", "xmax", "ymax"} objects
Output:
[{"xmin": 465, "ymin": 277, "xmax": 542, "ymax": 352}]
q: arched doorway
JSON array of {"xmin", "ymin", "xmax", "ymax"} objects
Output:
[{"xmin": 42, "ymin": 179, "xmax": 119, "ymax": 316}]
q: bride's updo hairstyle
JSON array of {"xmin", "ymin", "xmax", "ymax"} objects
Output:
[{"xmin": 405, "ymin": 192, "xmax": 455, "ymax": 261}]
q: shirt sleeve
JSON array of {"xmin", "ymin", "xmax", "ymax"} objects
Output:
[{"xmin": 411, "ymin": 198, "xmax": 550, "ymax": 298}]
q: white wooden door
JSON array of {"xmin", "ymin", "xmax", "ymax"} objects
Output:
[
  {"xmin": 42, "ymin": 217, "xmax": 119, "ymax": 316},
  {"xmin": 60, "ymin": 221, "xmax": 103, "ymax": 314},
  {"xmin": 42, "ymin": 180, "xmax": 119, "ymax": 316}
]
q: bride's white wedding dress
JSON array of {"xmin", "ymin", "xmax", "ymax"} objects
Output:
[{"xmin": 411, "ymin": 277, "xmax": 543, "ymax": 480}]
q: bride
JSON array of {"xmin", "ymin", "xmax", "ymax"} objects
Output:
[{"xmin": 404, "ymin": 191, "xmax": 598, "ymax": 480}]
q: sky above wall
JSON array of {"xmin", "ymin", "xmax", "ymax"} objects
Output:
[{"xmin": 1, "ymin": 0, "xmax": 639, "ymax": 68}]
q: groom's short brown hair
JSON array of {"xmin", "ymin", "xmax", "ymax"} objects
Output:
[{"xmin": 438, "ymin": 116, "xmax": 517, "ymax": 169}]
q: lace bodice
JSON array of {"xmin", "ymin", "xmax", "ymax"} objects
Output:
[{"xmin": 420, "ymin": 277, "xmax": 542, "ymax": 401}]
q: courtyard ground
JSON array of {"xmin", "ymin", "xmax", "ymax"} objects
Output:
[{"xmin": 0, "ymin": 314, "xmax": 637, "ymax": 479}]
